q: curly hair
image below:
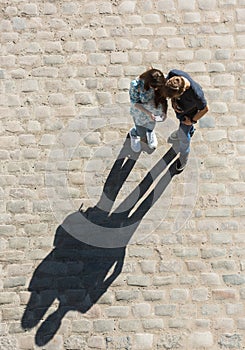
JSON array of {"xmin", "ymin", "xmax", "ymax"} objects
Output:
[{"xmin": 165, "ymin": 76, "xmax": 186, "ymax": 97}]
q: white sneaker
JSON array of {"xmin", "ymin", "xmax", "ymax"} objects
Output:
[
  {"xmin": 129, "ymin": 129, "xmax": 141, "ymax": 152},
  {"xmin": 146, "ymin": 130, "xmax": 158, "ymax": 149}
]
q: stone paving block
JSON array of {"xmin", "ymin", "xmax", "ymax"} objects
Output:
[
  {"xmin": 93, "ymin": 320, "xmax": 115, "ymax": 332},
  {"xmin": 132, "ymin": 303, "xmax": 151, "ymax": 317},
  {"xmin": 142, "ymin": 319, "xmax": 164, "ymax": 330},
  {"xmin": 118, "ymin": 1, "xmax": 136, "ymax": 14},
  {"xmin": 183, "ymin": 12, "xmax": 201, "ymax": 24},
  {"xmin": 134, "ymin": 333, "xmax": 153, "ymax": 349},
  {"xmin": 218, "ymin": 334, "xmax": 243, "ymax": 349},
  {"xmin": 155, "ymin": 305, "xmax": 176, "ymax": 317},
  {"xmin": 189, "ymin": 331, "xmax": 214, "ymax": 348},
  {"xmin": 119, "ymin": 320, "xmax": 142, "ymax": 332},
  {"xmin": 157, "ymin": 0, "xmax": 176, "ymax": 11},
  {"xmin": 177, "ymin": 0, "xmax": 195, "ymax": 10}
]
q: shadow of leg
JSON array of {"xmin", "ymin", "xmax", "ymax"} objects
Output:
[
  {"xmin": 35, "ymin": 307, "xmax": 67, "ymax": 346},
  {"xmin": 84, "ymin": 134, "xmax": 140, "ymax": 214},
  {"xmin": 113, "ymin": 147, "xmax": 177, "ymax": 216},
  {"xmin": 21, "ymin": 288, "xmax": 56, "ymax": 330},
  {"xmin": 127, "ymin": 159, "xmax": 179, "ymax": 224}
]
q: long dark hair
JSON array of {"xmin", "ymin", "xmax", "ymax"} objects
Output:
[
  {"xmin": 160, "ymin": 85, "xmax": 183, "ymax": 99},
  {"xmin": 139, "ymin": 68, "xmax": 167, "ymax": 111},
  {"xmin": 139, "ymin": 68, "xmax": 165, "ymax": 90}
]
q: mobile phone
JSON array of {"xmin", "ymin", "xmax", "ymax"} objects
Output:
[{"xmin": 155, "ymin": 115, "xmax": 164, "ymax": 122}]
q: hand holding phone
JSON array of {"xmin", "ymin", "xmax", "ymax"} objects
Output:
[
  {"xmin": 154, "ymin": 114, "xmax": 166, "ymax": 122},
  {"xmin": 154, "ymin": 115, "xmax": 163, "ymax": 122}
]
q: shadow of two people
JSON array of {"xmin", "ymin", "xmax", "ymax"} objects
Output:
[{"xmin": 21, "ymin": 135, "xmax": 181, "ymax": 346}]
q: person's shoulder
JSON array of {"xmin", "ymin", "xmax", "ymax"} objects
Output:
[
  {"xmin": 190, "ymin": 81, "xmax": 207, "ymax": 105},
  {"xmin": 129, "ymin": 78, "xmax": 143, "ymax": 102},
  {"xmin": 168, "ymin": 69, "xmax": 185, "ymax": 76},
  {"xmin": 167, "ymin": 69, "xmax": 184, "ymax": 80},
  {"xmin": 190, "ymin": 78, "xmax": 204, "ymax": 93},
  {"xmin": 130, "ymin": 77, "xmax": 142, "ymax": 87}
]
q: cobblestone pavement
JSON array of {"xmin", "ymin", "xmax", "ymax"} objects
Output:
[{"xmin": 0, "ymin": 1, "xmax": 245, "ymax": 349}]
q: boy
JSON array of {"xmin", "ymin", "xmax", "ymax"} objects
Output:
[{"xmin": 166, "ymin": 69, "xmax": 208, "ymax": 171}]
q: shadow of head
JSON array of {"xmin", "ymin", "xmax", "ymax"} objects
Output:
[
  {"xmin": 21, "ymin": 224, "xmax": 126, "ymax": 346},
  {"xmin": 21, "ymin": 141, "xmax": 180, "ymax": 346}
]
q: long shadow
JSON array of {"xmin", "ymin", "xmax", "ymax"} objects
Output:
[{"xmin": 21, "ymin": 135, "xmax": 180, "ymax": 346}]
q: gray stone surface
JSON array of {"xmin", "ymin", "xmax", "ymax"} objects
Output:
[{"xmin": 0, "ymin": 1, "xmax": 244, "ymax": 349}]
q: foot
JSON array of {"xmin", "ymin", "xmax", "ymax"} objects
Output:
[
  {"xmin": 146, "ymin": 130, "xmax": 158, "ymax": 149},
  {"xmin": 176, "ymin": 157, "xmax": 188, "ymax": 171},
  {"xmin": 129, "ymin": 128, "xmax": 141, "ymax": 152}
]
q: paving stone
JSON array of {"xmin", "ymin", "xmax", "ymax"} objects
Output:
[
  {"xmin": 105, "ymin": 306, "xmax": 130, "ymax": 318},
  {"xmin": 0, "ymin": 336, "xmax": 18, "ymax": 350},
  {"xmin": 134, "ymin": 333, "xmax": 153, "ymax": 350},
  {"xmin": 64, "ymin": 335, "xmax": 86, "ymax": 349},
  {"xmin": 192, "ymin": 288, "xmax": 209, "ymax": 302},
  {"xmin": 157, "ymin": 0, "xmax": 176, "ymax": 11},
  {"xmin": 142, "ymin": 319, "xmax": 164, "ymax": 330},
  {"xmin": 189, "ymin": 331, "xmax": 214, "ymax": 348},
  {"xmin": 119, "ymin": 320, "xmax": 142, "ymax": 332},
  {"xmin": 218, "ymin": 334, "xmax": 243, "ymax": 349},
  {"xmin": 132, "ymin": 303, "xmax": 151, "ymax": 317},
  {"xmin": 155, "ymin": 305, "xmax": 176, "ymax": 317},
  {"xmin": 93, "ymin": 320, "xmax": 115, "ymax": 333},
  {"xmin": 157, "ymin": 333, "xmax": 183, "ymax": 349}
]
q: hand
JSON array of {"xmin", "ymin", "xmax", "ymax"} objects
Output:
[
  {"xmin": 182, "ymin": 116, "xmax": 193, "ymax": 125},
  {"xmin": 153, "ymin": 115, "xmax": 163, "ymax": 122}
]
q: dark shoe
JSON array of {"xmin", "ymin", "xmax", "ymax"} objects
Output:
[{"xmin": 176, "ymin": 157, "xmax": 188, "ymax": 171}]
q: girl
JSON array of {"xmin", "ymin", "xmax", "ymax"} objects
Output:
[{"xmin": 129, "ymin": 68, "xmax": 168, "ymax": 153}]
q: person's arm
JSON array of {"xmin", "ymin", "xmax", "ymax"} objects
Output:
[
  {"xmin": 130, "ymin": 79, "xmax": 155, "ymax": 120},
  {"xmin": 134, "ymin": 102, "xmax": 155, "ymax": 120},
  {"xmin": 135, "ymin": 102, "xmax": 167, "ymax": 121},
  {"xmin": 182, "ymin": 105, "xmax": 209, "ymax": 125},
  {"xmin": 192, "ymin": 105, "xmax": 209, "ymax": 122},
  {"xmin": 183, "ymin": 83, "xmax": 208, "ymax": 125}
]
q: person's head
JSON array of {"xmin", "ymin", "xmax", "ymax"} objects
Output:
[
  {"xmin": 164, "ymin": 75, "xmax": 188, "ymax": 98},
  {"xmin": 139, "ymin": 68, "xmax": 166, "ymax": 91}
]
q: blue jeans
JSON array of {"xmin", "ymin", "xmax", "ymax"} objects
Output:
[{"xmin": 177, "ymin": 123, "xmax": 195, "ymax": 161}]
